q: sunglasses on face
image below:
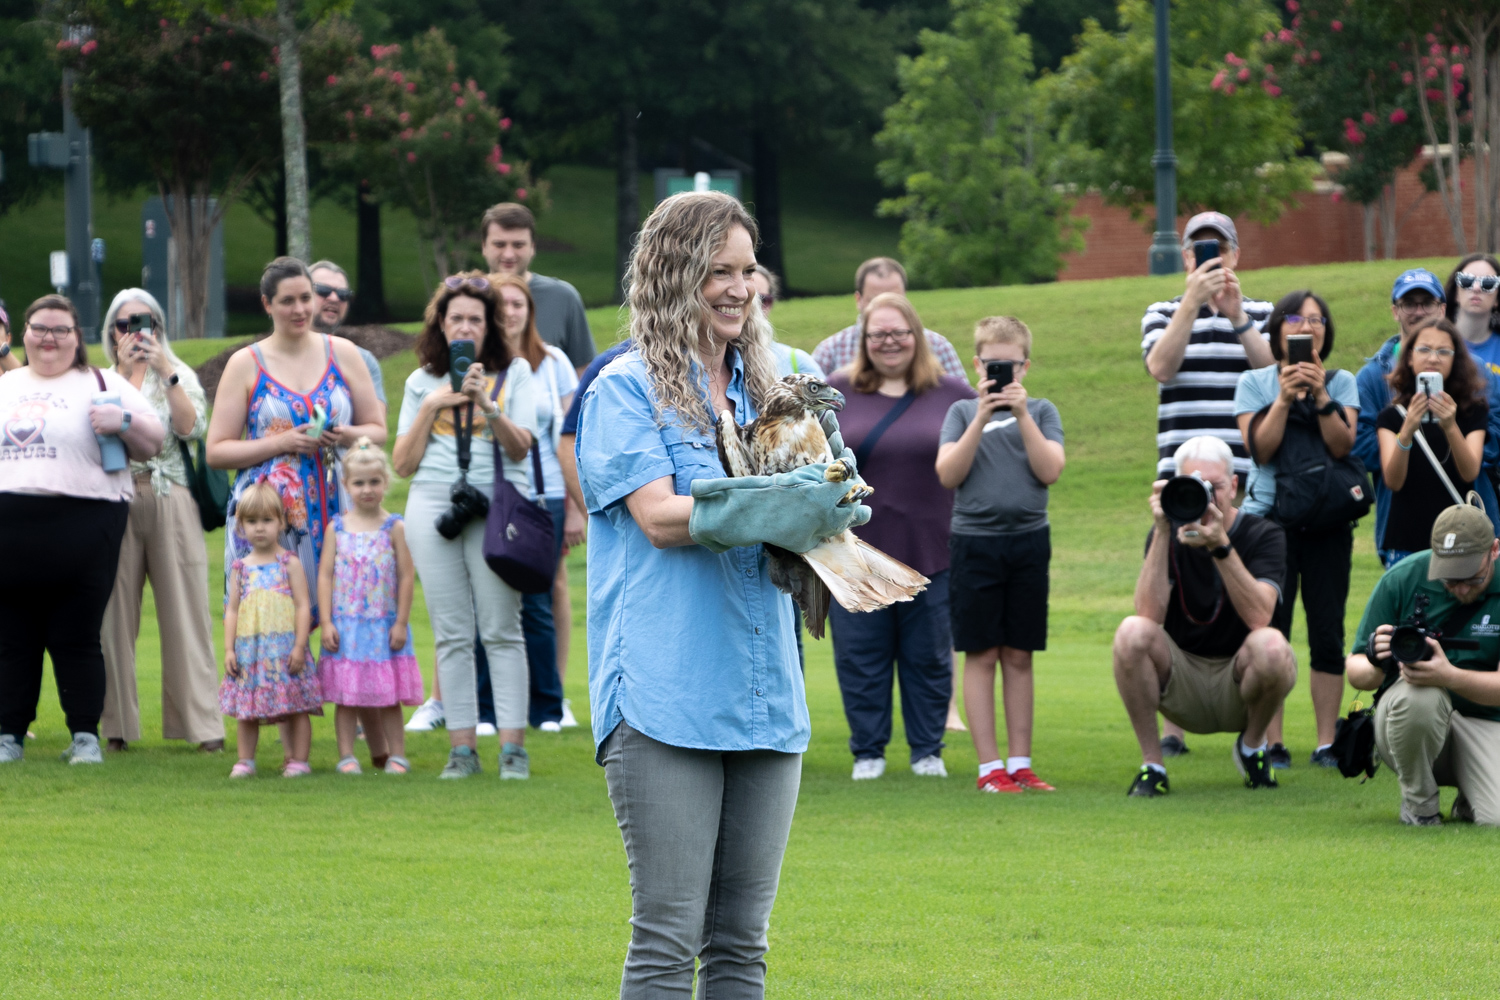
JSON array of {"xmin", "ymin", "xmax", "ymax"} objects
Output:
[
  {"xmin": 114, "ymin": 317, "xmax": 154, "ymax": 334},
  {"xmin": 313, "ymin": 283, "xmax": 354, "ymax": 302},
  {"xmin": 444, "ymin": 276, "xmax": 490, "ymax": 292},
  {"xmin": 1457, "ymin": 273, "xmax": 1500, "ymax": 293},
  {"xmin": 759, "ymin": 294, "xmax": 774, "ymax": 309}
]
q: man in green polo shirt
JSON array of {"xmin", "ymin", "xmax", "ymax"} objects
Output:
[{"xmin": 1348, "ymin": 498, "xmax": 1500, "ymax": 826}]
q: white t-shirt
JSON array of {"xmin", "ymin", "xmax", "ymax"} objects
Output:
[
  {"xmin": 397, "ymin": 357, "xmax": 538, "ymax": 493},
  {"xmin": 0, "ymin": 366, "xmax": 159, "ymax": 501},
  {"xmin": 531, "ymin": 346, "xmax": 580, "ymax": 501}
]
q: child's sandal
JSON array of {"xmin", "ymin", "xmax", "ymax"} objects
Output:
[
  {"xmin": 336, "ymin": 756, "xmax": 362, "ymax": 775},
  {"xmin": 282, "ymin": 760, "xmax": 312, "ymax": 778},
  {"xmin": 229, "ymin": 760, "xmax": 257, "ymax": 779},
  {"xmin": 384, "ymin": 755, "xmax": 411, "ymax": 775}
]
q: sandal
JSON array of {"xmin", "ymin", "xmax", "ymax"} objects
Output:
[
  {"xmin": 336, "ymin": 756, "xmax": 363, "ymax": 775},
  {"xmin": 384, "ymin": 755, "xmax": 411, "ymax": 775},
  {"xmin": 282, "ymin": 760, "xmax": 312, "ymax": 778},
  {"xmin": 106, "ymin": 738, "xmax": 128, "ymax": 752},
  {"xmin": 229, "ymin": 759, "xmax": 257, "ymax": 779}
]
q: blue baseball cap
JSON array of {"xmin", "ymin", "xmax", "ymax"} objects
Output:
[{"xmin": 1391, "ymin": 268, "xmax": 1445, "ymax": 303}]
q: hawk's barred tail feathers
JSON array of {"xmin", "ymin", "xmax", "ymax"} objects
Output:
[{"xmin": 801, "ymin": 531, "xmax": 928, "ymax": 613}]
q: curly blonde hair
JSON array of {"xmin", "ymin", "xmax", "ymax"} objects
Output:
[{"xmin": 626, "ymin": 192, "xmax": 778, "ymax": 432}]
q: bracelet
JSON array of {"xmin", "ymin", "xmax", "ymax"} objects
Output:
[
  {"xmin": 1397, "ymin": 437, "xmax": 1413, "ymax": 451},
  {"xmin": 1231, "ymin": 319, "xmax": 1256, "ymax": 336}
]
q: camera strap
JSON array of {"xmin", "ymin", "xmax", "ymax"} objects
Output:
[
  {"xmin": 1395, "ymin": 405, "xmax": 1465, "ymax": 506},
  {"xmin": 453, "ymin": 404, "xmax": 475, "ymax": 473}
]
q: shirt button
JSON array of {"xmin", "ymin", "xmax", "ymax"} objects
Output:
[
  {"xmin": 755, "ymin": 689, "xmax": 763, "ymax": 696},
  {"xmin": 744, "ymin": 569, "xmax": 755, "ymax": 578},
  {"xmin": 754, "ymin": 626, "xmax": 763, "ymax": 635}
]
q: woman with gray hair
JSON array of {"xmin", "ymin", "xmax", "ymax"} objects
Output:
[{"xmin": 98, "ymin": 288, "xmax": 222, "ymax": 752}]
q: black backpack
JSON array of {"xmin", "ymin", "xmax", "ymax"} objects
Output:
[{"xmin": 1252, "ymin": 390, "xmax": 1372, "ymax": 532}]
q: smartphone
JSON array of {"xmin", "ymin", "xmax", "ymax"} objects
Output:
[
  {"xmin": 1193, "ymin": 239, "xmax": 1221, "ymax": 271},
  {"xmin": 1416, "ymin": 371, "xmax": 1443, "ymax": 422},
  {"xmin": 985, "ymin": 360, "xmax": 1014, "ymax": 412},
  {"xmin": 1286, "ymin": 335, "xmax": 1313, "ymax": 365},
  {"xmin": 126, "ymin": 313, "xmax": 153, "ymax": 334},
  {"xmin": 448, "ymin": 339, "xmax": 476, "ymax": 392}
]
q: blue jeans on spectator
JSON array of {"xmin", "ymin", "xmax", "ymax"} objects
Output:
[
  {"xmin": 828, "ymin": 569, "xmax": 951, "ymax": 763},
  {"xmin": 476, "ymin": 497, "xmax": 567, "ymax": 728}
]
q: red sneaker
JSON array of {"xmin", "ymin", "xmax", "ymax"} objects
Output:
[
  {"xmin": 977, "ymin": 769, "xmax": 1022, "ymax": 794},
  {"xmin": 1009, "ymin": 767, "xmax": 1055, "ymax": 791}
]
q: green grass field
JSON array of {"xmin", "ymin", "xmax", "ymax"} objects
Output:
[{"xmin": 6, "ymin": 255, "xmax": 1500, "ymax": 998}]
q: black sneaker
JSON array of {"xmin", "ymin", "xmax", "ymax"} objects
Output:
[
  {"xmin": 1127, "ymin": 765, "xmax": 1170, "ymax": 797},
  {"xmin": 1451, "ymin": 795, "xmax": 1475, "ymax": 823},
  {"xmin": 1233, "ymin": 739, "xmax": 1278, "ymax": 789},
  {"xmin": 1161, "ymin": 735, "xmax": 1190, "ymax": 757},
  {"xmin": 1309, "ymin": 746, "xmax": 1339, "ymax": 768},
  {"xmin": 1268, "ymin": 743, "xmax": 1291, "ymax": 770}
]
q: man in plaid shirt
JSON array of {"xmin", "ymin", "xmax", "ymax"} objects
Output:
[{"xmin": 812, "ymin": 257, "xmax": 967, "ymax": 379}]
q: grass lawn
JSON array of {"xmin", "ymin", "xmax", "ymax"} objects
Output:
[{"xmin": 6, "ymin": 255, "xmax": 1500, "ymax": 998}]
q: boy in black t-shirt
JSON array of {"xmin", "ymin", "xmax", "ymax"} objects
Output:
[{"xmin": 1112, "ymin": 436, "xmax": 1295, "ymax": 795}]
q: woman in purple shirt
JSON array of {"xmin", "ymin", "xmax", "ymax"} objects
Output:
[{"xmin": 827, "ymin": 293, "xmax": 975, "ymax": 781}]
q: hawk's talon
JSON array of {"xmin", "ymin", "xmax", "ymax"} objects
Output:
[
  {"xmin": 839, "ymin": 484, "xmax": 873, "ymax": 506},
  {"xmin": 825, "ymin": 458, "xmax": 855, "ymax": 483}
]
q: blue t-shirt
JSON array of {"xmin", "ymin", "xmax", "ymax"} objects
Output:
[
  {"xmin": 1468, "ymin": 333, "xmax": 1500, "ymax": 382},
  {"xmin": 562, "ymin": 340, "xmax": 633, "ymax": 437},
  {"xmin": 1233, "ymin": 364, "xmax": 1360, "ymax": 516}
]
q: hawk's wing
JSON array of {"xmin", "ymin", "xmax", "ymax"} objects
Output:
[
  {"xmin": 750, "ymin": 413, "xmax": 832, "ymax": 477},
  {"xmin": 716, "ymin": 410, "xmax": 758, "ymax": 478}
]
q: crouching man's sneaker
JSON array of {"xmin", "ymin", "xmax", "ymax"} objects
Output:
[
  {"xmin": 1400, "ymin": 802, "xmax": 1443, "ymax": 826},
  {"xmin": 1127, "ymin": 765, "xmax": 1169, "ymax": 797},
  {"xmin": 0, "ymin": 733, "xmax": 22, "ymax": 763},
  {"xmin": 1233, "ymin": 737, "xmax": 1278, "ymax": 789},
  {"xmin": 62, "ymin": 733, "xmax": 102, "ymax": 765}
]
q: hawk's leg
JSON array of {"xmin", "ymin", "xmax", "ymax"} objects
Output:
[{"xmin": 825, "ymin": 458, "xmax": 873, "ymax": 505}]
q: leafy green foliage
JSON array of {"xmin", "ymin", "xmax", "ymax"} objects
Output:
[
  {"xmin": 0, "ymin": 1, "xmax": 63, "ymax": 219},
  {"xmin": 1042, "ymin": 0, "xmax": 1316, "ymax": 225},
  {"xmin": 875, "ymin": 0, "xmax": 1077, "ymax": 288}
]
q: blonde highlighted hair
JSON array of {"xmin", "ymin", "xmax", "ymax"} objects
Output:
[
  {"xmin": 236, "ymin": 480, "xmax": 287, "ymax": 529},
  {"xmin": 846, "ymin": 292, "xmax": 941, "ymax": 395},
  {"xmin": 626, "ymin": 191, "xmax": 778, "ymax": 431},
  {"xmin": 343, "ymin": 436, "xmax": 393, "ymax": 481},
  {"xmin": 974, "ymin": 316, "xmax": 1032, "ymax": 358}
]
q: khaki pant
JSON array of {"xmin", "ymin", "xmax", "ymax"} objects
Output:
[
  {"xmin": 100, "ymin": 478, "xmax": 222, "ymax": 744},
  {"xmin": 1159, "ymin": 635, "xmax": 1253, "ymax": 735},
  {"xmin": 1374, "ymin": 679, "xmax": 1500, "ymax": 824}
]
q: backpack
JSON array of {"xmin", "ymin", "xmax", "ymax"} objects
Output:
[
  {"xmin": 1253, "ymin": 389, "xmax": 1372, "ymax": 532},
  {"xmin": 179, "ymin": 437, "xmax": 230, "ymax": 531}
]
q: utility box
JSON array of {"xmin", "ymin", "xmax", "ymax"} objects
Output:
[
  {"xmin": 653, "ymin": 168, "xmax": 740, "ymax": 203},
  {"xmin": 142, "ymin": 196, "xmax": 225, "ymax": 338}
]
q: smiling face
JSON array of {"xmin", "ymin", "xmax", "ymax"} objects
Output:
[
  {"xmin": 1393, "ymin": 291, "xmax": 1444, "ymax": 337},
  {"xmin": 482, "ymin": 225, "xmax": 536, "ymax": 276},
  {"xmin": 498, "ymin": 283, "xmax": 530, "ymax": 342},
  {"xmin": 1278, "ymin": 296, "xmax": 1328, "ymax": 360},
  {"xmin": 700, "ymin": 224, "xmax": 757, "ymax": 348},
  {"xmin": 264, "ymin": 276, "xmax": 315, "ymax": 336},
  {"xmin": 24, "ymin": 307, "xmax": 79, "ymax": 376},
  {"xmin": 441, "ymin": 294, "xmax": 488, "ymax": 354},
  {"xmin": 863, "ymin": 305, "xmax": 916, "ymax": 380},
  {"xmin": 1457, "ymin": 259, "xmax": 1499, "ymax": 319}
]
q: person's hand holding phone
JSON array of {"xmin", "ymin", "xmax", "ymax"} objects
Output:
[
  {"xmin": 460, "ymin": 365, "xmax": 494, "ymax": 412},
  {"xmin": 277, "ymin": 424, "xmax": 323, "ymax": 455},
  {"xmin": 1428, "ymin": 390, "xmax": 1458, "ymax": 430},
  {"xmin": 1183, "ymin": 256, "xmax": 1228, "ymax": 311}
]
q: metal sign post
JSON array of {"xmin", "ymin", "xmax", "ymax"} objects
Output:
[
  {"xmin": 28, "ymin": 67, "xmax": 103, "ymax": 340},
  {"xmin": 1148, "ymin": 0, "xmax": 1181, "ymax": 276}
]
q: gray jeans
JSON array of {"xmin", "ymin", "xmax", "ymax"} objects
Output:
[{"xmin": 602, "ymin": 721, "xmax": 802, "ymax": 999}]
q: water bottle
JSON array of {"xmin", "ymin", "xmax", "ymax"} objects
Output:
[{"xmin": 92, "ymin": 392, "xmax": 129, "ymax": 472}]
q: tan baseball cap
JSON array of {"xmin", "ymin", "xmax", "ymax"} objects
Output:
[{"xmin": 1428, "ymin": 498, "xmax": 1496, "ymax": 580}]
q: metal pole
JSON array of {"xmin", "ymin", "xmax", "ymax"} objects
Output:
[
  {"xmin": 61, "ymin": 69, "xmax": 101, "ymax": 341},
  {"xmin": 1148, "ymin": 0, "xmax": 1181, "ymax": 275}
]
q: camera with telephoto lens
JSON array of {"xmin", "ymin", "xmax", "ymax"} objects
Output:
[
  {"xmin": 1369, "ymin": 593, "xmax": 1481, "ymax": 667},
  {"xmin": 435, "ymin": 476, "xmax": 489, "ymax": 540},
  {"xmin": 1160, "ymin": 473, "xmax": 1215, "ymax": 524}
]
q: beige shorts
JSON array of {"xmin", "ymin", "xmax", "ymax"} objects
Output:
[{"xmin": 1159, "ymin": 634, "xmax": 1250, "ymax": 735}]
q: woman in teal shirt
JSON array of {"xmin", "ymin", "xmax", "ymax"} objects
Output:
[{"xmin": 577, "ymin": 192, "xmax": 866, "ymax": 998}]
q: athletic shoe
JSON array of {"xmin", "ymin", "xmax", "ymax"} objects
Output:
[
  {"xmin": 1160, "ymin": 735, "xmax": 1190, "ymax": 757},
  {"xmin": 1310, "ymin": 746, "xmax": 1340, "ymax": 768},
  {"xmin": 1400, "ymin": 802, "xmax": 1442, "ymax": 826},
  {"xmin": 851, "ymin": 757, "xmax": 886, "ymax": 781},
  {"xmin": 62, "ymin": 733, "xmax": 102, "ymax": 765},
  {"xmin": 384, "ymin": 755, "xmax": 411, "ymax": 775},
  {"xmin": 439, "ymin": 745, "xmax": 481, "ymax": 779},
  {"xmin": 911, "ymin": 754, "xmax": 947, "ymax": 777},
  {"xmin": 229, "ymin": 759, "xmax": 256, "ymax": 779},
  {"xmin": 1233, "ymin": 739, "xmax": 1278, "ymax": 789},
  {"xmin": 1268, "ymin": 743, "xmax": 1292, "ymax": 770},
  {"xmin": 978, "ymin": 769, "xmax": 1022, "ymax": 794},
  {"xmin": 560, "ymin": 699, "xmax": 579, "ymax": 729},
  {"xmin": 500, "ymin": 742, "xmax": 530, "ymax": 780},
  {"xmin": 1451, "ymin": 795, "xmax": 1475, "ymax": 824},
  {"xmin": 335, "ymin": 756, "xmax": 362, "ymax": 775},
  {"xmin": 282, "ymin": 760, "xmax": 311, "ymax": 778},
  {"xmin": 538, "ymin": 720, "xmax": 562, "ymax": 734},
  {"xmin": 0, "ymin": 734, "xmax": 23, "ymax": 763},
  {"xmin": 1010, "ymin": 767, "xmax": 1056, "ymax": 791},
  {"xmin": 475, "ymin": 722, "xmax": 498, "ymax": 738},
  {"xmin": 405, "ymin": 698, "xmax": 445, "ymax": 732},
  {"xmin": 1127, "ymin": 766, "xmax": 1169, "ymax": 797},
  {"xmin": 106, "ymin": 738, "xmax": 128, "ymax": 752}
]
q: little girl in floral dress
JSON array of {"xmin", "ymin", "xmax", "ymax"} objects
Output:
[
  {"xmin": 221, "ymin": 481, "xmax": 322, "ymax": 778},
  {"xmin": 318, "ymin": 438, "xmax": 421, "ymax": 774}
]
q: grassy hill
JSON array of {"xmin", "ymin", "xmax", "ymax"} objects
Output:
[{"xmin": 7, "ymin": 255, "xmax": 1498, "ymax": 998}]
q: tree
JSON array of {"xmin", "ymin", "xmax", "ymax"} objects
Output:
[
  {"xmin": 875, "ymin": 0, "xmax": 1076, "ymax": 287},
  {"xmin": 0, "ymin": 1, "xmax": 63, "ymax": 222},
  {"xmin": 1042, "ymin": 0, "xmax": 1316, "ymax": 226},
  {"xmin": 1019, "ymin": 0, "xmax": 1116, "ymax": 72}
]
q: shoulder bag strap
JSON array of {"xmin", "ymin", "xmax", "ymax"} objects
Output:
[
  {"xmin": 92, "ymin": 366, "xmax": 107, "ymax": 392},
  {"xmin": 1395, "ymin": 405, "xmax": 1465, "ymax": 505},
  {"xmin": 853, "ymin": 390, "xmax": 917, "ymax": 468},
  {"xmin": 486, "ymin": 368, "xmax": 508, "ymax": 474}
]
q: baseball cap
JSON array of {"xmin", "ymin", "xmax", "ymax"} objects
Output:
[
  {"xmin": 1428, "ymin": 497, "xmax": 1495, "ymax": 580},
  {"xmin": 1183, "ymin": 211, "xmax": 1238, "ymax": 247},
  {"xmin": 1391, "ymin": 268, "xmax": 1446, "ymax": 304}
]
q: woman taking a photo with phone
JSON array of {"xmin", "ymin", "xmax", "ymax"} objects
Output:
[
  {"xmin": 1376, "ymin": 318, "xmax": 1489, "ymax": 565},
  {"xmin": 98, "ymin": 289, "xmax": 222, "ymax": 754}
]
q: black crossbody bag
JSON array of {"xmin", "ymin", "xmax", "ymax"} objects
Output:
[{"xmin": 1249, "ymin": 391, "xmax": 1371, "ymax": 532}]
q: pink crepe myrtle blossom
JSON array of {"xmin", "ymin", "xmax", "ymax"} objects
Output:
[
  {"xmin": 1237, "ymin": 67, "xmax": 1251, "ymax": 82},
  {"xmin": 1330, "ymin": 20, "xmax": 1342, "ymax": 30},
  {"xmin": 1390, "ymin": 108, "xmax": 1408, "ymax": 124},
  {"xmin": 406, "ymin": 152, "xmax": 417, "ymax": 162}
]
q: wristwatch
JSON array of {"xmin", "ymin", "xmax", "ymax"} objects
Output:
[
  {"xmin": 166, "ymin": 372, "xmax": 180, "ymax": 388},
  {"xmin": 119, "ymin": 410, "xmax": 132, "ymax": 433},
  {"xmin": 1231, "ymin": 319, "xmax": 1256, "ymax": 336},
  {"xmin": 1210, "ymin": 544, "xmax": 1232, "ymax": 560},
  {"xmin": 1317, "ymin": 398, "xmax": 1341, "ymax": 416},
  {"xmin": 0, "ymin": 341, "xmax": 10, "ymax": 358}
]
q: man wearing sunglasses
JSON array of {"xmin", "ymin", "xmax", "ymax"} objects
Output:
[
  {"xmin": 309, "ymin": 260, "xmax": 387, "ymax": 421},
  {"xmin": 1347, "ymin": 499, "xmax": 1500, "ymax": 826}
]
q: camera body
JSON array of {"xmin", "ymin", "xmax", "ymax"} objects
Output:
[
  {"xmin": 1369, "ymin": 593, "xmax": 1481, "ymax": 668},
  {"xmin": 1160, "ymin": 472, "xmax": 1214, "ymax": 524},
  {"xmin": 435, "ymin": 476, "xmax": 490, "ymax": 540}
]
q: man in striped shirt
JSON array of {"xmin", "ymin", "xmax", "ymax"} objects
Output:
[
  {"xmin": 813, "ymin": 257, "xmax": 968, "ymax": 379},
  {"xmin": 1141, "ymin": 212, "xmax": 1274, "ymax": 480}
]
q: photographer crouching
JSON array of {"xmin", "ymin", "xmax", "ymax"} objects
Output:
[
  {"xmin": 1113, "ymin": 436, "xmax": 1295, "ymax": 796},
  {"xmin": 1346, "ymin": 497, "xmax": 1500, "ymax": 826}
]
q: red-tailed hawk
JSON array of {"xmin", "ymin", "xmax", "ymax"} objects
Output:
[{"xmin": 716, "ymin": 373, "xmax": 928, "ymax": 639}]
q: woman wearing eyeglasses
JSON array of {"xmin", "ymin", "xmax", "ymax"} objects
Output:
[
  {"xmin": 1378, "ymin": 318, "xmax": 1490, "ymax": 566},
  {"xmin": 1234, "ymin": 290, "xmax": 1359, "ymax": 766},
  {"xmin": 1445, "ymin": 255, "xmax": 1500, "ymax": 372},
  {"xmin": 0, "ymin": 295, "xmax": 165, "ymax": 766}
]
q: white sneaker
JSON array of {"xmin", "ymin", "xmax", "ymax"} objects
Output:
[
  {"xmin": 911, "ymin": 754, "xmax": 948, "ymax": 777},
  {"xmin": 475, "ymin": 722, "xmax": 498, "ymax": 738},
  {"xmin": 538, "ymin": 720, "xmax": 562, "ymax": 733},
  {"xmin": 560, "ymin": 699, "xmax": 579, "ymax": 728},
  {"xmin": 0, "ymin": 734, "xmax": 22, "ymax": 763},
  {"xmin": 405, "ymin": 699, "xmax": 445, "ymax": 732},
  {"xmin": 62, "ymin": 733, "xmax": 103, "ymax": 765},
  {"xmin": 851, "ymin": 757, "xmax": 886, "ymax": 780}
]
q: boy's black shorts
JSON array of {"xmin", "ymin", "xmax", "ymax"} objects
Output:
[{"xmin": 948, "ymin": 526, "xmax": 1050, "ymax": 653}]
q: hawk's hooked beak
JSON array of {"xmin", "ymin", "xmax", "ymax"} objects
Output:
[{"xmin": 815, "ymin": 385, "xmax": 845, "ymax": 412}]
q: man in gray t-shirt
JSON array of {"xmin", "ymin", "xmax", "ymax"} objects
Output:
[{"xmin": 480, "ymin": 202, "xmax": 596, "ymax": 373}]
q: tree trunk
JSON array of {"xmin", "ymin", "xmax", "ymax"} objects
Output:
[
  {"xmin": 1413, "ymin": 41, "xmax": 1470, "ymax": 254},
  {"xmin": 615, "ymin": 102, "xmax": 639, "ymax": 305},
  {"xmin": 752, "ymin": 127, "xmax": 784, "ymax": 288},
  {"xmin": 1362, "ymin": 202, "xmax": 1376, "ymax": 261},
  {"xmin": 164, "ymin": 185, "xmax": 214, "ymax": 339},
  {"xmin": 351, "ymin": 179, "xmax": 388, "ymax": 323},
  {"xmin": 276, "ymin": 0, "xmax": 312, "ymax": 262},
  {"xmin": 1381, "ymin": 185, "xmax": 1398, "ymax": 259},
  {"xmin": 273, "ymin": 166, "xmax": 289, "ymax": 258}
]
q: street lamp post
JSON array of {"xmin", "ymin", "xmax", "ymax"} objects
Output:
[
  {"xmin": 1148, "ymin": 0, "xmax": 1180, "ymax": 275},
  {"xmin": 28, "ymin": 63, "xmax": 102, "ymax": 341}
]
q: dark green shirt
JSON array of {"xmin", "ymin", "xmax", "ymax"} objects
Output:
[{"xmin": 1352, "ymin": 551, "xmax": 1500, "ymax": 722}]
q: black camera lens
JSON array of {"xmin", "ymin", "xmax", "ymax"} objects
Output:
[
  {"xmin": 1389, "ymin": 625, "xmax": 1432, "ymax": 664},
  {"xmin": 434, "ymin": 479, "xmax": 489, "ymax": 540},
  {"xmin": 1160, "ymin": 475, "xmax": 1213, "ymax": 524}
]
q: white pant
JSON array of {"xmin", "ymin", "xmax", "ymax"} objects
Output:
[{"xmin": 405, "ymin": 483, "xmax": 528, "ymax": 730}]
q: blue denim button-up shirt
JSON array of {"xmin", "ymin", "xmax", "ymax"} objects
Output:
[{"xmin": 577, "ymin": 349, "xmax": 808, "ymax": 761}]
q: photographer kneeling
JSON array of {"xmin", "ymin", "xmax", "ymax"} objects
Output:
[
  {"xmin": 1113, "ymin": 436, "xmax": 1295, "ymax": 795},
  {"xmin": 1346, "ymin": 498, "xmax": 1500, "ymax": 826}
]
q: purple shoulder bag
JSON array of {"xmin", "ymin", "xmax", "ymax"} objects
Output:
[{"xmin": 482, "ymin": 370, "xmax": 557, "ymax": 593}]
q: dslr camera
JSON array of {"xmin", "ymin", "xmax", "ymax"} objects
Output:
[
  {"xmin": 435, "ymin": 476, "xmax": 490, "ymax": 540},
  {"xmin": 1159, "ymin": 472, "xmax": 1215, "ymax": 524},
  {"xmin": 1368, "ymin": 593, "xmax": 1481, "ymax": 667}
]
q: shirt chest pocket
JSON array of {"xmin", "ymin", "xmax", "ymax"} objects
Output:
[{"xmin": 660, "ymin": 424, "xmax": 727, "ymax": 496}]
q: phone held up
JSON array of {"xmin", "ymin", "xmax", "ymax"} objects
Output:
[
  {"xmin": 1193, "ymin": 239, "xmax": 1221, "ymax": 272},
  {"xmin": 985, "ymin": 360, "xmax": 1014, "ymax": 412},
  {"xmin": 1286, "ymin": 334, "xmax": 1314, "ymax": 366},
  {"xmin": 1416, "ymin": 371, "xmax": 1443, "ymax": 423},
  {"xmin": 448, "ymin": 339, "xmax": 476, "ymax": 393},
  {"xmin": 126, "ymin": 313, "xmax": 154, "ymax": 357}
]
